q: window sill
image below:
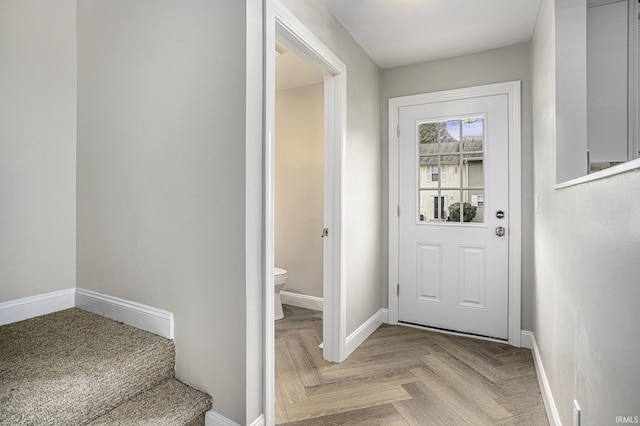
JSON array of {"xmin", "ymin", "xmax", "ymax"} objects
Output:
[{"xmin": 554, "ymin": 157, "xmax": 640, "ymax": 189}]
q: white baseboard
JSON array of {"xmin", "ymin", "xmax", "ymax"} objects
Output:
[
  {"xmin": 0, "ymin": 288, "xmax": 75, "ymax": 326},
  {"xmin": 280, "ymin": 291, "xmax": 323, "ymax": 311},
  {"xmin": 345, "ymin": 308, "xmax": 388, "ymax": 358},
  {"xmin": 248, "ymin": 414, "xmax": 265, "ymax": 426},
  {"xmin": 520, "ymin": 330, "xmax": 533, "ymax": 349},
  {"xmin": 0, "ymin": 288, "xmax": 173, "ymax": 340},
  {"xmin": 529, "ymin": 332, "xmax": 561, "ymax": 426},
  {"xmin": 205, "ymin": 411, "xmax": 264, "ymax": 426},
  {"xmin": 75, "ymin": 288, "xmax": 173, "ymax": 339},
  {"xmin": 206, "ymin": 410, "xmax": 239, "ymax": 426}
]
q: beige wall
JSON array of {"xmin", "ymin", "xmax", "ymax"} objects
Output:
[
  {"xmin": 380, "ymin": 43, "xmax": 535, "ymax": 330},
  {"xmin": 0, "ymin": 0, "xmax": 77, "ymax": 302},
  {"xmin": 275, "ymin": 83, "xmax": 324, "ymax": 298},
  {"xmin": 279, "ymin": 0, "xmax": 383, "ymax": 335},
  {"xmin": 76, "ymin": 1, "xmax": 248, "ymax": 423},
  {"xmin": 532, "ymin": 0, "xmax": 640, "ymax": 423}
]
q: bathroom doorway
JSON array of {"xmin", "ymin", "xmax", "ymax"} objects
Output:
[
  {"xmin": 265, "ymin": 2, "xmax": 348, "ymax": 423},
  {"xmin": 274, "ymin": 43, "xmax": 325, "ymax": 317}
]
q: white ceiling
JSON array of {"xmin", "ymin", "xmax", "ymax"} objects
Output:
[{"xmin": 321, "ymin": 0, "xmax": 541, "ymax": 69}]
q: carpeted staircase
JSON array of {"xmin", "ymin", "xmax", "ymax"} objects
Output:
[{"xmin": 0, "ymin": 308, "xmax": 212, "ymax": 425}]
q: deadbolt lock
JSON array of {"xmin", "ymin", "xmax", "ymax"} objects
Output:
[{"xmin": 496, "ymin": 210, "xmax": 505, "ymax": 219}]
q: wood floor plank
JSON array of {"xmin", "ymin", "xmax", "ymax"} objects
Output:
[
  {"xmin": 277, "ymin": 403, "xmax": 404, "ymax": 426},
  {"xmin": 495, "ymin": 391, "xmax": 547, "ymax": 417},
  {"xmin": 495, "ymin": 362, "xmax": 538, "ymax": 379},
  {"xmin": 298, "ymin": 328, "xmax": 336, "ymax": 371},
  {"xmin": 276, "ymin": 305, "xmax": 323, "ymax": 338},
  {"xmin": 275, "ymin": 384, "xmax": 289, "ymax": 424},
  {"xmin": 496, "ymin": 374, "xmax": 543, "ymax": 397},
  {"xmin": 429, "ymin": 347, "xmax": 506, "ymax": 398},
  {"xmin": 341, "ymin": 346, "xmax": 431, "ymax": 367},
  {"xmin": 494, "ymin": 351, "xmax": 536, "ymax": 365},
  {"xmin": 275, "ymin": 338, "xmax": 308, "ymax": 404},
  {"xmin": 304, "ymin": 369, "xmax": 418, "ymax": 401},
  {"xmin": 382, "ymin": 421, "xmax": 411, "ymax": 426},
  {"xmin": 429, "ymin": 333, "xmax": 503, "ymax": 382},
  {"xmin": 495, "ymin": 410, "xmax": 550, "ymax": 426},
  {"xmin": 359, "ymin": 325, "xmax": 447, "ymax": 355},
  {"xmin": 284, "ymin": 334, "xmax": 323, "ymax": 387},
  {"xmin": 419, "ymin": 353, "xmax": 512, "ymax": 420},
  {"xmin": 346, "ymin": 340, "xmax": 432, "ymax": 362},
  {"xmin": 447, "ymin": 336, "xmax": 508, "ymax": 369},
  {"xmin": 285, "ymin": 385, "xmax": 412, "ymax": 422},
  {"xmin": 320, "ymin": 355, "xmax": 423, "ymax": 383},
  {"xmin": 393, "ymin": 381, "xmax": 465, "ymax": 426},
  {"xmin": 410, "ymin": 366, "xmax": 497, "ymax": 425}
]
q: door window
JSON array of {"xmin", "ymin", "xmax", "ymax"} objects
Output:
[{"xmin": 417, "ymin": 117, "xmax": 485, "ymax": 224}]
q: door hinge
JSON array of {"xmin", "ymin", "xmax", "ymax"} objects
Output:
[
  {"xmin": 397, "ymin": 205, "xmax": 400, "ymax": 216},
  {"xmin": 397, "ymin": 125, "xmax": 400, "ymax": 138},
  {"xmin": 397, "ymin": 283, "xmax": 400, "ymax": 296}
]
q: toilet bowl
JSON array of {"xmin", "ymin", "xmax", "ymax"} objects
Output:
[{"xmin": 274, "ymin": 267, "xmax": 288, "ymax": 320}]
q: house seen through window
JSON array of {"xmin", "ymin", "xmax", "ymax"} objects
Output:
[{"xmin": 417, "ymin": 117, "xmax": 485, "ymax": 223}]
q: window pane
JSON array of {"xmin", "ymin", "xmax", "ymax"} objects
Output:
[
  {"xmin": 463, "ymin": 157, "xmax": 484, "ymax": 187},
  {"xmin": 441, "ymin": 120, "xmax": 460, "ymax": 153},
  {"xmin": 419, "ymin": 190, "xmax": 439, "ymax": 222},
  {"xmin": 441, "ymin": 189, "xmax": 461, "ymax": 222},
  {"xmin": 418, "ymin": 122, "xmax": 439, "ymax": 155},
  {"xmin": 463, "ymin": 190, "xmax": 485, "ymax": 223},
  {"xmin": 439, "ymin": 155, "xmax": 459, "ymax": 185},
  {"xmin": 462, "ymin": 117, "xmax": 484, "ymax": 152},
  {"xmin": 419, "ymin": 157, "xmax": 439, "ymax": 188}
]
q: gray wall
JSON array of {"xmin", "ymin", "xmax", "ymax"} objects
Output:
[
  {"xmin": 279, "ymin": 0, "xmax": 383, "ymax": 335},
  {"xmin": 0, "ymin": 0, "xmax": 77, "ymax": 302},
  {"xmin": 380, "ymin": 43, "xmax": 534, "ymax": 330},
  {"xmin": 76, "ymin": 1, "xmax": 248, "ymax": 423},
  {"xmin": 275, "ymin": 83, "xmax": 324, "ymax": 298},
  {"xmin": 532, "ymin": 0, "xmax": 640, "ymax": 423}
]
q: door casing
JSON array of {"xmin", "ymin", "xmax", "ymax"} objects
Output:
[{"xmin": 388, "ymin": 81, "xmax": 522, "ymax": 347}]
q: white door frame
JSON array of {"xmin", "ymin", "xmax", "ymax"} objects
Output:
[
  {"xmin": 388, "ymin": 81, "xmax": 522, "ymax": 347},
  {"xmin": 264, "ymin": 0, "xmax": 347, "ymax": 424}
]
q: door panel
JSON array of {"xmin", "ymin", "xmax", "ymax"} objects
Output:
[
  {"xmin": 398, "ymin": 95, "xmax": 509, "ymax": 340},
  {"xmin": 416, "ymin": 243, "xmax": 442, "ymax": 303},
  {"xmin": 457, "ymin": 245, "xmax": 486, "ymax": 308}
]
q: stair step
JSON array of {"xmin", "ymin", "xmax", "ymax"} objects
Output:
[
  {"xmin": 88, "ymin": 378, "xmax": 212, "ymax": 426},
  {"xmin": 0, "ymin": 308, "xmax": 177, "ymax": 425}
]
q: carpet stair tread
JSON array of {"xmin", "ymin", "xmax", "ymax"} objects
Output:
[{"xmin": 87, "ymin": 377, "xmax": 212, "ymax": 426}]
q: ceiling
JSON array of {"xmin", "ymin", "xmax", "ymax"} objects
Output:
[
  {"xmin": 275, "ymin": 0, "xmax": 540, "ymax": 89},
  {"xmin": 321, "ymin": 0, "xmax": 541, "ymax": 69}
]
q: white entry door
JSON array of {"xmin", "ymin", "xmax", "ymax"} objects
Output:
[{"xmin": 398, "ymin": 94, "xmax": 510, "ymax": 340}]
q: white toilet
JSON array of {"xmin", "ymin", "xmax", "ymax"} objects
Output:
[{"xmin": 274, "ymin": 267, "xmax": 288, "ymax": 320}]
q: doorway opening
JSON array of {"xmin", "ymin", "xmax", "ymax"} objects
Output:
[
  {"xmin": 273, "ymin": 43, "xmax": 325, "ymax": 319},
  {"xmin": 265, "ymin": 1, "xmax": 348, "ymax": 423}
]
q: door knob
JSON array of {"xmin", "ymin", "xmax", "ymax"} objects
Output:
[{"xmin": 496, "ymin": 226, "xmax": 506, "ymax": 237}]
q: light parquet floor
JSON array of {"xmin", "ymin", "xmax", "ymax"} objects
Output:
[{"xmin": 275, "ymin": 305, "xmax": 549, "ymax": 426}]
